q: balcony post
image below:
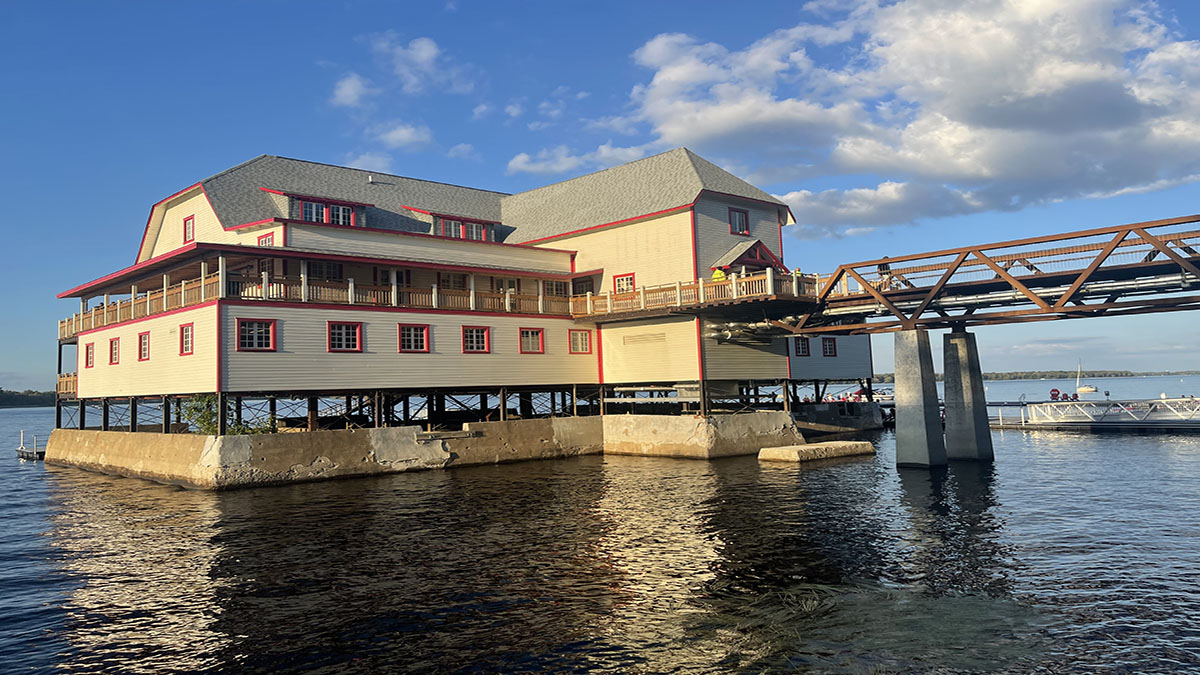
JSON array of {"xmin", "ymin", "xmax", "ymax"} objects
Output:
[
  {"xmin": 130, "ymin": 285, "xmax": 138, "ymax": 317},
  {"xmin": 432, "ymin": 283, "xmax": 439, "ymax": 309},
  {"xmin": 639, "ymin": 286, "xmax": 646, "ymax": 310},
  {"xmin": 675, "ymin": 281, "xmax": 682, "ymax": 306},
  {"xmin": 730, "ymin": 273, "xmax": 739, "ymax": 299},
  {"xmin": 766, "ymin": 267, "xmax": 775, "ymax": 296},
  {"xmin": 300, "ymin": 260, "xmax": 309, "ymax": 302},
  {"xmin": 390, "ymin": 269, "xmax": 399, "ymax": 307},
  {"xmin": 200, "ymin": 262, "xmax": 208, "ymax": 301},
  {"xmin": 586, "ymin": 291, "xmax": 593, "ymax": 314},
  {"xmin": 469, "ymin": 274, "xmax": 476, "ymax": 310},
  {"xmin": 537, "ymin": 280, "xmax": 544, "ymax": 314},
  {"xmin": 504, "ymin": 289, "xmax": 512, "ymax": 313},
  {"xmin": 103, "ymin": 293, "xmax": 110, "ymax": 324},
  {"xmin": 605, "ymin": 292, "xmax": 612, "ymax": 313},
  {"xmin": 792, "ymin": 270, "xmax": 799, "ymax": 296},
  {"xmin": 262, "ymin": 271, "xmax": 271, "ymax": 301},
  {"xmin": 347, "ymin": 277, "xmax": 355, "ymax": 304},
  {"xmin": 163, "ymin": 274, "xmax": 170, "ymax": 310},
  {"xmin": 699, "ymin": 278, "xmax": 706, "ymax": 303},
  {"xmin": 218, "ymin": 256, "xmax": 228, "ymax": 299}
]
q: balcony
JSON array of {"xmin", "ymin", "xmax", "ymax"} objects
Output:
[
  {"xmin": 57, "ymin": 373, "xmax": 77, "ymax": 399},
  {"xmin": 569, "ymin": 269, "xmax": 820, "ymax": 319}
]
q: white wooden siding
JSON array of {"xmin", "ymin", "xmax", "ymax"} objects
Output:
[
  {"xmin": 693, "ymin": 196, "xmax": 784, "ymax": 278},
  {"xmin": 286, "ymin": 223, "xmax": 572, "ymax": 274},
  {"xmin": 599, "ymin": 316, "xmax": 700, "ymax": 384},
  {"xmin": 221, "ymin": 305, "xmax": 598, "ymax": 392},
  {"xmin": 788, "ymin": 335, "xmax": 873, "ymax": 380},
  {"xmin": 540, "ymin": 210, "xmax": 694, "ymax": 290},
  {"xmin": 76, "ymin": 304, "xmax": 219, "ymax": 398},
  {"xmin": 702, "ymin": 319, "xmax": 788, "ymax": 380}
]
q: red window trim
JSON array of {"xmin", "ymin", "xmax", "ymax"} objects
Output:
[
  {"xmin": 108, "ymin": 337, "xmax": 120, "ymax": 365},
  {"xmin": 613, "ymin": 273, "xmax": 636, "ymax": 293},
  {"xmin": 436, "ymin": 216, "xmax": 492, "ymax": 241},
  {"xmin": 822, "ymin": 337, "xmax": 837, "ymax": 357},
  {"xmin": 461, "ymin": 325, "xmax": 491, "ymax": 354},
  {"xmin": 728, "ymin": 208, "xmax": 751, "ymax": 236},
  {"xmin": 568, "ymin": 329, "xmax": 592, "ymax": 355},
  {"xmin": 257, "ymin": 232, "xmax": 275, "ymax": 246},
  {"xmin": 327, "ymin": 321, "xmax": 364, "ymax": 353},
  {"xmin": 518, "ymin": 327, "xmax": 545, "ymax": 354},
  {"xmin": 137, "ymin": 331, "xmax": 151, "ymax": 362},
  {"xmin": 397, "ymin": 323, "xmax": 431, "ymax": 353},
  {"xmin": 183, "ymin": 215, "xmax": 195, "ymax": 243},
  {"xmin": 235, "ymin": 318, "xmax": 277, "ymax": 352},
  {"xmin": 84, "ymin": 342, "xmax": 95, "ymax": 368},
  {"xmin": 179, "ymin": 323, "xmax": 195, "ymax": 356},
  {"xmin": 794, "ymin": 336, "xmax": 810, "ymax": 357}
]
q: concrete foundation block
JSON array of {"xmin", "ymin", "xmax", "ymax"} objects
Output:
[
  {"xmin": 943, "ymin": 331, "xmax": 995, "ymax": 462},
  {"xmin": 894, "ymin": 329, "xmax": 947, "ymax": 467},
  {"xmin": 758, "ymin": 441, "xmax": 875, "ymax": 462}
]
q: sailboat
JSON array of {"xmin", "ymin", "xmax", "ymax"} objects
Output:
[{"xmin": 1076, "ymin": 361, "xmax": 1098, "ymax": 393}]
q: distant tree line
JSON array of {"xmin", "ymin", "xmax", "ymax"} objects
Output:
[
  {"xmin": 0, "ymin": 389, "xmax": 56, "ymax": 408},
  {"xmin": 871, "ymin": 370, "xmax": 1200, "ymax": 383}
]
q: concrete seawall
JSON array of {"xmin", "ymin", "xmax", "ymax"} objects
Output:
[{"xmin": 47, "ymin": 412, "xmax": 826, "ymax": 490}]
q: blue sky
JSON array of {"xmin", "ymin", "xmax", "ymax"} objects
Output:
[{"xmin": 3, "ymin": 0, "xmax": 1200, "ymax": 389}]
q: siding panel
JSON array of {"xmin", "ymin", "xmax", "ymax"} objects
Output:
[
  {"xmin": 788, "ymin": 335, "xmax": 873, "ymax": 380},
  {"xmin": 693, "ymin": 196, "xmax": 783, "ymax": 278},
  {"xmin": 702, "ymin": 319, "xmax": 788, "ymax": 380},
  {"xmin": 539, "ymin": 210, "xmax": 694, "ymax": 291},
  {"xmin": 599, "ymin": 316, "xmax": 700, "ymax": 384}
]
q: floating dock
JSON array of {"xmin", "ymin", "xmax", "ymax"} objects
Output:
[{"xmin": 991, "ymin": 397, "xmax": 1200, "ymax": 432}]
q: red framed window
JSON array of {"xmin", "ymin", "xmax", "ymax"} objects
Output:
[
  {"xmin": 822, "ymin": 337, "xmax": 837, "ymax": 357},
  {"xmin": 438, "ymin": 217, "xmax": 488, "ymax": 240},
  {"xmin": 329, "ymin": 204, "xmax": 353, "ymax": 226},
  {"xmin": 464, "ymin": 221, "xmax": 485, "ymax": 240},
  {"xmin": 398, "ymin": 324, "xmax": 430, "ymax": 353},
  {"xmin": 301, "ymin": 201, "xmax": 326, "ymax": 223},
  {"xmin": 794, "ymin": 337, "xmax": 810, "ymax": 357},
  {"xmin": 462, "ymin": 326, "xmax": 490, "ymax": 354},
  {"xmin": 519, "ymin": 327, "xmax": 544, "ymax": 354},
  {"xmin": 179, "ymin": 323, "xmax": 194, "ymax": 356},
  {"xmin": 236, "ymin": 318, "xmax": 277, "ymax": 352},
  {"xmin": 137, "ymin": 331, "xmax": 151, "ymax": 361},
  {"xmin": 327, "ymin": 322, "xmax": 363, "ymax": 352},
  {"xmin": 257, "ymin": 232, "xmax": 275, "ymax": 246},
  {"xmin": 108, "ymin": 338, "xmax": 120, "ymax": 365},
  {"xmin": 729, "ymin": 208, "xmax": 750, "ymax": 235},
  {"xmin": 613, "ymin": 273, "xmax": 635, "ymax": 294},
  {"xmin": 84, "ymin": 342, "xmax": 95, "ymax": 368},
  {"xmin": 183, "ymin": 215, "xmax": 195, "ymax": 243},
  {"xmin": 569, "ymin": 329, "xmax": 592, "ymax": 355}
]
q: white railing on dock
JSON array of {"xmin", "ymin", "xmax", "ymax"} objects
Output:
[
  {"xmin": 569, "ymin": 270, "xmax": 820, "ymax": 319},
  {"xmin": 1024, "ymin": 397, "xmax": 1200, "ymax": 424}
]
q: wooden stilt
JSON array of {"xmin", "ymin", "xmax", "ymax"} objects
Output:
[
  {"xmin": 162, "ymin": 396, "xmax": 171, "ymax": 433},
  {"xmin": 101, "ymin": 398, "xmax": 110, "ymax": 431},
  {"xmin": 269, "ymin": 396, "xmax": 278, "ymax": 432},
  {"xmin": 307, "ymin": 396, "xmax": 318, "ymax": 432},
  {"xmin": 218, "ymin": 393, "xmax": 228, "ymax": 435},
  {"xmin": 129, "ymin": 397, "xmax": 138, "ymax": 432}
]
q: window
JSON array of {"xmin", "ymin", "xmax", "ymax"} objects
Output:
[
  {"xmin": 569, "ymin": 330, "xmax": 592, "ymax": 354},
  {"xmin": 544, "ymin": 280, "xmax": 568, "ymax": 297},
  {"xmin": 84, "ymin": 343, "xmax": 95, "ymax": 368},
  {"xmin": 794, "ymin": 337, "xmax": 810, "ymax": 357},
  {"xmin": 138, "ymin": 332, "xmax": 151, "ymax": 361},
  {"xmin": 613, "ymin": 274, "xmax": 635, "ymax": 294},
  {"xmin": 398, "ymin": 324, "xmax": 430, "ymax": 353},
  {"xmin": 328, "ymin": 322, "xmax": 363, "ymax": 352},
  {"xmin": 109, "ymin": 338, "xmax": 120, "ymax": 365},
  {"xmin": 444, "ymin": 219, "xmax": 463, "ymax": 238},
  {"xmin": 183, "ymin": 215, "xmax": 195, "ymax": 243},
  {"xmin": 330, "ymin": 204, "xmax": 353, "ymax": 226},
  {"xmin": 519, "ymin": 328, "xmax": 544, "ymax": 354},
  {"xmin": 462, "ymin": 326, "xmax": 490, "ymax": 353},
  {"xmin": 494, "ymin": 277, "xmax": 520, "ymax": 293},
  {"xmin": 237, "ymin": 319, "xmax": 276, "ymax": 352},
  {"xmin": 308, "ymin": 261, "xmax": 344, "ymax": 281},
  {"xmin": 439, "ymin": 273, "xmax": 467, "ymax": 290},
  {"xmin": 180, "ymin": 323, "xmax": 194, "ymax": 356},
  {"xmin": 572, "ymin": 278, "xmax": 594, "ymax": 295},
  {"xmin": 465, "ymin": 221, "xmax": 485, "ymax": 240},
  {"xmin": 302, "ymin": 201, "xmax": 326, "ymax": 223},
  {"xmin": 822, "ymin": 337, "xmax": 837, "ymax": 357},
  {"xmin": 729, "ymin": 208, "xmax": 750, "ymax": 235},
  {"xmin": 257, "ymin": 232, "xmax": 275, "ymax": 247}
]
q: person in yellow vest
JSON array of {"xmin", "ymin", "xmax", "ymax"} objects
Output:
[{"xmin": 711, "ymin": 268, "xmax": 727, "ymax": 282}]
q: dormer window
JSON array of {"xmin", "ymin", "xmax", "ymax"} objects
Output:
[
  {"xmin": 183, "ymin": 215, "xmax": 195, "ymax": 243},
  {"xmin": 436, "ymin": 216, "xmax": 490, "ymax": 241},
  {"xmin": 302, "ymin": 201, "xmax": 325, "ymax": 223},
  {"xmin": 330, "ymin": 204, "xmax": 352, "ymax": 226}
]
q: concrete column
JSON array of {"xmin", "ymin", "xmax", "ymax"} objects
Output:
[
  {"xmin": 894, "ymin": 329, "xmax": 946, "ymax": 467},
  {"xmin": 943, "ymin": 329, "xmax": 994, "ymax": 462},
  {"xmin": 129, "ymin": 397, "xmax": 139, "ymax": 432},
  {"xmin": 162, "ymin": 397, "xmax": 172, "ymax": 433},
  {"xmin": 218, "ymin": 393, "xmax": 228, "ymax": 435}
]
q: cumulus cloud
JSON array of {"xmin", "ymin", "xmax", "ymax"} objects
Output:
[
  {"xmin": 446, "ymin": 143, "xmax": 480, "ymax": 160},
  {"xmin": 344, "ymin": 152, "xmax": 393, "ymax": 172},
  {"xmin": 472, "ymin": 103, "xmax": 492, "ymax": 119},
  {"xmin": 371, "ymin": 34, "xmax": 474, "ymax": 94},
  {"xmin": 507, "ymin": 142, "xmax": 647, "ymax": 175},
  {"xmin": 331, "ymin": 73, "xmax": 376, "ymax": 107},
  {"xmin": 563, "ymin": 1, "xmax": 1200, "ymax": 234},
  {"xmin": 377, "ymin": 122, "xmax": 434, "ymax": 149},
  {"xmin": 504, "ymin": 102, "xmax": 524, "ymax": 118}
]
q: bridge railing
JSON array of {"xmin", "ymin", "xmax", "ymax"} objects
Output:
[{"xmin": 569, "ymin": 269, "xmax": 819, "ymax": 319}]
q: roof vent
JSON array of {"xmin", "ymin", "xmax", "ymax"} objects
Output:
[{"xmin": 368, "ymin": 175, "xmax": 375, "ymax": 184}]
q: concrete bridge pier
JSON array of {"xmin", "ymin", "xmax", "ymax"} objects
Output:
[
  {"xmin": 943, "ymin": 328, "xmax": 994, "ymax": 462},
  {"xmin": 894, "ymin": 329, "xmax": 947, "ymax": 467}
]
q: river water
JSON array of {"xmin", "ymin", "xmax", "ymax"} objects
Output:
[{"xmin": 2, "ymin": 383, "xmax": 1199, "ymax": 673}]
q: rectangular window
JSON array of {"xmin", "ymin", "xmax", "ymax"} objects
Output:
[
  {"xmin": 464, "ymin": 221, "xmax": 485, "ymax": 240},
  {"xmin": 494, "ymin": 277, "xmax": 520, "ymax": 293},
  {"xmin": 329, "ymin": 204, "xmax": 353, "ymax": 226},
  {"xmin": 84, "ymin": 343, "xmax": 95, "ymax": 368},
  {"xmin": 237, "ymin": 319, "xmax": 276, "ymax": 352},
  {"xmin": 257, "ymin": 232, "xmax": 275, "ymax": 247},
  {"xmin": 572, "ymin": 278, "xmax": 594, "ymax": 295},
  {"xmin": 519, "ymin": 328, "xmax": 544, "ymax": 354},
  {"xmin": 439, "ymin": 273, "xmax": 467, "ymax": 290},
  {"xmin": 462, "ymin": 326, "xmax": 490, "ymax": 353},
  {"xmin": 328, "ymin": 322, "xmax": 363, "ymax": 352},
  {"xmin": 398, "ymin": 324, "xmax": 430, "ymax": 353},
  {"xmin": 444, "ymin": 219, "xmax": 463, "ymax": 238},
  {"xmin": 183, "ymin": 215, "xmax": 195, "ymax": 243},
  {"xmin": 109, "ymin": 338, "xmax": 120, "ymax": 365},
  {"xmin": 138, "ymin": 331, "xmax": 151, "ymax": 361},
  {"xmin": 729, "ymin": 208, "xmax": 750, "ymax": 235},
  {"xmin": 308, "ymin": 261, "xmax": 344, "ymax": 281},
  {"xmin": 794, "ymin": 337, "xmax": 810, "ymax": 357},
  {"xmin": 569, "ymin": 330, "xmax": 592, "ymax": 354},
  {"xmin": 302, "ymin": 201, "xmax": 326, "ymax": 223},
  {"xmin": 822, "ymin": 337, "xmax": 837, "ymax": 357},
  {"xmin": 544, "ymin": 280, "xmax": 568, "ymax": 297},
  {"xmin": 613, "ymin": 274, "xmax": 635, "ymax": 294},
  {"xmin": 180, "ymin": 323, "xmax": 194, "ymax": 356}
]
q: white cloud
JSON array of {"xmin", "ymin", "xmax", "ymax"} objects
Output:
[
  {"xmin": 371, "ymin": 34, "xmax": 473, "ymax": 94},
  {"xmin": 504, "ymin": 102, "xmax": 524, "ymax": 118},
  {"xmin": 537, "ymin": 85, "xmax": 591, "ymax": 119},
  {"xmin": 572, "ymin": 1, "xmax": 1200, "ymax": 234},
  {"xmin": 344, "ymin": 152, "xmax": 393, "ymax": 172},
  {"xmin": 527, "ymin": 120, "xmax": 552, "ymax": 131},
  {"xmin": 472, "ymin": 103, "xmax": 492, "ymax": 119},
  {"xmin": 446, "ymin": 143, "xmax": 479, "ymax": 160},
  {"xmin": 507, "ymin": 142, "xmax": 648, "ymax": 175},
  {"xmin": 377, "ymin": 122, "xmax": 433, "ymax": 150},
  {"xmin": 331, "ymin": 73, "xmax": 376, "ymax": 107}
]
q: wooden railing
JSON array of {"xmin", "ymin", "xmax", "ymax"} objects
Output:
[
  {"xmin": 59, "ymin": 272, "xmax": 576, "ymax": 340},
  {"xmin": 569, "ymin": 269, "xmax": 819, "ymax": 318},
  {"xmin": 57, "ymin": 373, "xmax": 77, "ymax": 398}
]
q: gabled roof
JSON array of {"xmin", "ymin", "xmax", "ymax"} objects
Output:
[
  {"xmin": 201, "ymin": 155, "xmax": 506, "ymax": 232},
  {"xmin": 501, "ymin": 148, "xmax": 786, "ymax": 243},
  {"xmin": 711, "ymin": 239, "xmax": 788, "ymax": 271}
]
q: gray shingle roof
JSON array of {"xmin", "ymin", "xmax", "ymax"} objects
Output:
[
  {"xmin": 201, "ymin": 155, "xmax": 506, "ymax": 233},
  {"xmin": 500, "ymin": 148, "xmax": 784, "ymax": 243},
  {"xmin": 711, "ymin": 239, "xmax": 764, "ymax": 269}
]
